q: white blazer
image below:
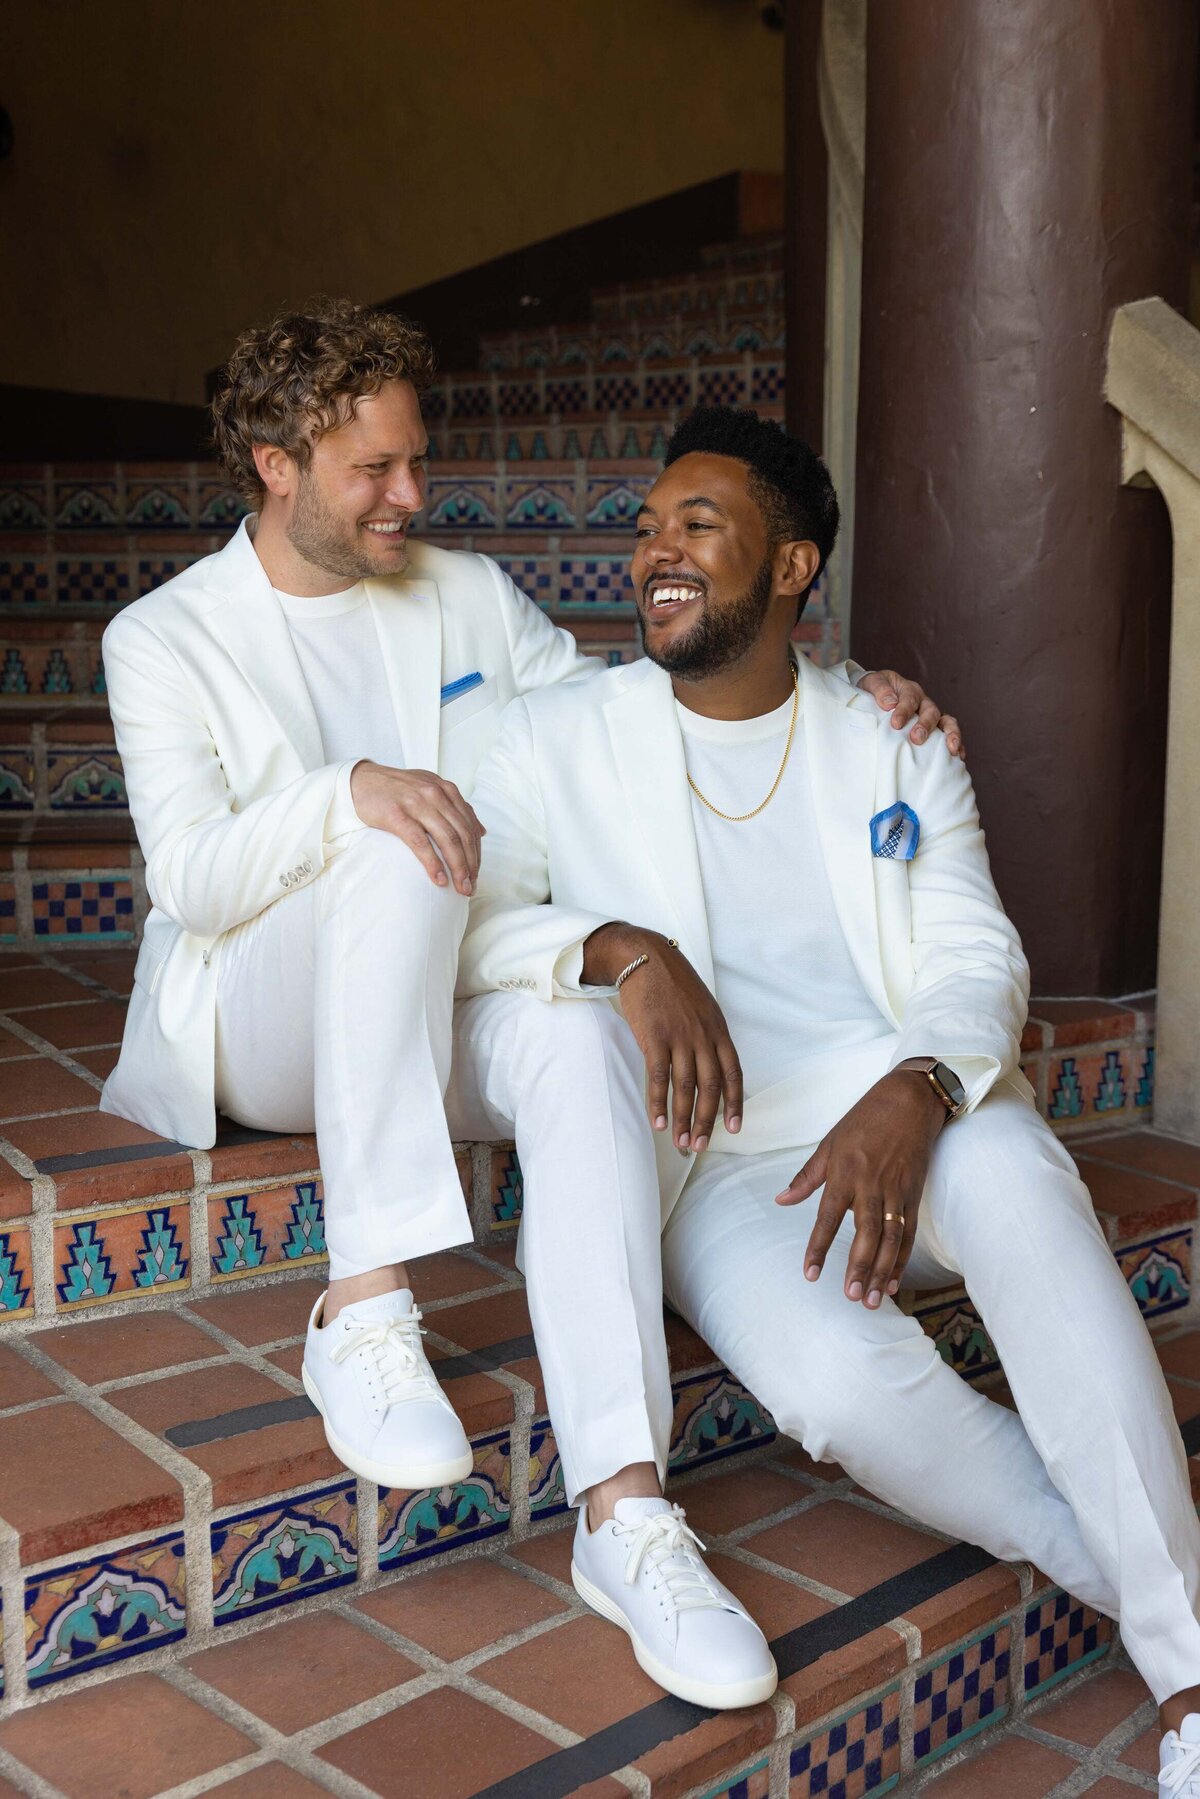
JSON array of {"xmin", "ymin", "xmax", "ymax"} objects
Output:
[
  {"xmin": 457, "ymin": 653, "xmax": 1034, "ymax": 1225},
  {"xmin": 99, "ymin": 519, "xmax": 594, "ymax": 1147}
]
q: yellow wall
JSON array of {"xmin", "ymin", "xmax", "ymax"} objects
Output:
[{"xmin": 2, "ymin": 1, "xmax": 783, "ymax": 405}]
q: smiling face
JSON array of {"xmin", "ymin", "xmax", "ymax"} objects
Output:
[
  {"xmin": 277, "ymin": 378, "xmax": 429, "ymax": 581},
  {"xmin": 631, "ymin": 453, "xmax": 782, "ymax": 677}
]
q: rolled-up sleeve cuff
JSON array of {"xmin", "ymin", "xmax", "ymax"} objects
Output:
[
  {"xmin": 325, "ymin": 760, "xmax": 367, "ymax": 845},
  {"xmin": 551, "ymin": 938, "xmax": 617, "ymax": 999},
  {"xmin": 887, "ymin": 1048, "xmax": 999, "ymax": 1114}
]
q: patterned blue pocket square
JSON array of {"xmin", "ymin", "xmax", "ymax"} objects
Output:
[
  {"xmin": 440, "ymin": 672, "xmax": 485, "ymax": 706},
  {"xmin": 870, "ymin": 802, "xmax": 920, "ymax": 860}
]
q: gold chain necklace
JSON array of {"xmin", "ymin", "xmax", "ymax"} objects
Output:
[{"xmin": 686, "ymin": 663, "xmax": 799, "ymax": 823}]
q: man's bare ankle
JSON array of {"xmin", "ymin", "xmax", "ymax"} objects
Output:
[
  {"xmin": 323, "ymin": 1264, "xmax": 409, "ymax": 1325},
  {"xmin": 584, "ymin": 1462, "xmax": 663, "ymax": 1530}
]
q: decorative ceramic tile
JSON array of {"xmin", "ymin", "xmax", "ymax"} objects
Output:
[
  {"xmin": 0, "ymin": 646, "xmax": 31, "ymax": 694},
  {"xmin": 421, "ymin": 386, "xmax": 447, "ymax": 420},
  {"xmin": 584, "ymin": 479, "xmax": 651, "ymax": 528},
  {"xmin": 425, "ymin": 479, "xmax": 498, "ymax": 531},
  {"xmin": 913, "ymin": 1291, "xmax": 1000, "ymax": 1383},
  {"xmin": 55, "ymin": 482, "xmax": 120, "ymax": 530},
  {"xmin": 0, "ymin": 1226, "xmax": 33, "ymax": 1317},
  {"xmin": 561, "ymin": 558, "xmax": 633, "ymax": 608},
  {"xmin": 197, "ymin": 483, "xmax": 250, "ymax": 531},
  {"xmin": 207, "ymin": 1178, "xmax": 326, "ymax": 1281},
  {"xmin": 0, "ymin": 559, "xmax": 50, "ymax": 604},
  {"xmin": 32, "ymin": 878, "xmax": 135, "ymax": 939},
  {"xmin": 1022, "ymin": 1590, "xmax": 1114, "ymax": 1697},
  {"xmin": 25, "ymin": 1531, "xmax": 186, "ymax": 1688},
  {"xmin": 490, "ymin": 1147, "xmax": 523, "ymax": 1230},
  {"xmin": 752, "ymin": 362, "xmax": 786, "ymax": 404},
  {"xmin": 496, "ymin": 381, "xmax": 540, "ymax": 417},
  {"xmin": 377, "ymin": 1428, "xmax": 511, "ymax": 1568},
  {"xmin": 0, "ymin": 750, "xmax": 34, "ymax": 808},
  {"xmin": 913, "ymin": 1626, "xmax": 1010, "ymax": 1767},
  {"xmin": 669, "ymin": 1369, "xmax": 776, "ymax": 1471},
  {"xmin": 137, "ymin": 557, "xmax": 196, "ymax": 595},
  {"xmin": 789, "ymin": 1687, "xmax": 902, "ymax": 1797},
  {"xmin": 595, "ymin": 374, "xmax": 641, "ymax": 411},
  {"xmin": 212, "ymin": 1480, "xmax": 357, "ymax": 1624},
  {"xmin": 698, "ymin": 367, "xmax": 748, "ymax": 408},
  {"xmin": 125, "ymin": 483, "xmax": 192, "ymax": 530},
  {"xmin": 0, "ymin": 880, "xmax": 17, "ymax": 943},
  {"xmin": 529, "ymin": 1420, "xmax": 568, "ymax": 1521},
  {"xmin": 504, "ymin": 480, "xmax": 576, "ymax": 530},
  {"xmin": 598, "ymin": 338, "xmax": 634, "ymax": 363},
  {"xmin": 0, "ymin": 484, "xmax": 49, "ymax": 530},
  {"xmin": 56, "ymin": 557, "xmax": 131, "ymax": 606},
  {"xmin": 55, "ymin": 1201, "xmax": 191, "ymax": 1310},
  {"xmin": 1046, "ymin": 1048, "xmax": 1133, "ymax": 1126},
  {"xmin": 685, "ymin": 331, "xmax": 721, "ymax": 356},
  {"xmin": 492, "ymin": 556, "xmax": 555, "ymax": 608},
  {"xmin": 546, "ymin": 378, "xmax": 589, "ymax": 414},
  {"xmin": 448, "ymin": 382, "xmax": 492, "ymax": 421},
  {"xmin": 47, "ymin": 751, "xmax": 127, "ymax": 809},
  {"xmin": 1119, "ymin": 1228, "xmax": 1191, "ymax": 1320},
  {"xmin": 705, "ymin": 1757, "xmax": 770, "ymax": 1799},
  {"xmin": 1135, "ymin": 1044, "xmax": 1156, "ymax": 1109}
]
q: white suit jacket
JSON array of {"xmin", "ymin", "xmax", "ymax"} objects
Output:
[
  {"xmin": 457, "ymin": 653, "xmax": 1034, "ymax": 1225},
  {"xmin": 100, "ymin": 519, "xmax": 595, "ymax": 1147}
]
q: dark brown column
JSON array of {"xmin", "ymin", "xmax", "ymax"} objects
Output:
[
  {"xmin": 784, "ymin": 0, "xmax": 827, "ymax": 449},
  {"xmin": 850, "ymin": 0, "xmax": 1194, "ymax": 993}
]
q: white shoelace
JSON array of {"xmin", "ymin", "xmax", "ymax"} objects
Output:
[
  {"xmin": 330, "ymin": 1310, "xmax": 441, "ymax": 1405},
  {"xmin": 618, "ymin": 1505, "xmax": 731, "ymax": 1614},
  {"xmin": 1163, "ymin": 1736, "xmax": 1200, "ymax": 1795}
]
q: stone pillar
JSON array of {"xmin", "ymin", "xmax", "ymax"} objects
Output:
[
  {"xmin": 850, "ymin": 0, "xmax": 1194, "ymax": 993},
  {"xmin": 784, "ymin": 0, "xmax": 827, "ymax": 450}
]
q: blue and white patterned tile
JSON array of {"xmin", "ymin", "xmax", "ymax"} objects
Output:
[
  {"xmin": 0, "ymin": 559, "xmax": 51, "ymax": 605},
  {"xmin": 47, "ymin": 751, "xmax": 127, "ymax": 809},
  {"xmin": 669, "ymin": 1369, "xmax": 776, "ymax": 1471},
  {"xmin": 1022, "ymin": 1589, "xmax": 1114, "ymax": 1698},
  {"xmin": 32, "ymin": 878, "xmax": 135, "ymax": 941},
  {"xmin": 529, "ymin": 1421, "xmax": 568, "ymax": 1521},
  {"xmin": 212, "ymin": 1481, "xmax": 357, "ymax": 1624},
  {"xmin": 1119, "ymin": 1228, "xmax": 1191, "ymax": 1320},
  {"xmin": 56, "ymin": 557, "xmax": 131, "ymax": 606},
  {"xmin": 378, "ymin": 1428, "xmax": 511, "ymax": 1568},
  {"xmin": 913, "ymin": 1626, "xmax": 1010, "ymax": 1768},
  {"xmin": 789, "ymin": 1688, "xmax": 901, "ymax": 1796},
  {"xmin": 25, "ymin": 1533, "xmax": 187, "ymax": 1688},
  {"xmin": 504, "ymin": 480, "xmax": 576, "ymax": 530},
  {"xmin": 55, "ymin": 482, "xmax": 120, "ymax": 530}
]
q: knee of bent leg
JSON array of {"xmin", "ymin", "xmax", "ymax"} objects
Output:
[
  {"xmin": 513, "ymin": 994, "xmax": 641, "ymax": 1081},
  {"xmin": 328, "ymin": 826, "xmax": 467, "ymax": 919}
]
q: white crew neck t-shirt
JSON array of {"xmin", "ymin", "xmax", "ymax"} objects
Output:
[
  {"xmin": 274, "ymin": 583, "xmax": 405, "ymax": 770},
  {"xmin": 676, "ymin": 685, "xmax": 893, "ymax": 1097}
]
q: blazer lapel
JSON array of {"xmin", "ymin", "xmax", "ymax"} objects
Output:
[
  {"xmin": 800, "ymin": 657, "xmax": 894, "ymax": 1020},
  {"xmin": 205, "ymin": 522, "xmax": 323, "ymax": 771},
  {"xmin": 366, "ymin": 574, "xmax": 442, "ymax": 772},
  {"xmin": 603, "ymin": 662, "xmax": 715, "ymax": 988}
]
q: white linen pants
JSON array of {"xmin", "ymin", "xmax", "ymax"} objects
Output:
[
  {"xmin": 212, "ymin": 831, "xmax": 673, "ymax": 1504},
  {"xmin": 660, "ymin": 1088, "xmax": 1200, "ymax": 1705}
]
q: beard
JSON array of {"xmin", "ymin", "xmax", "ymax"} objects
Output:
[
  {"xmin": 639, "ymin": 555, "xmax": 774, "ymax": 678},
  {"xmin": 286, "ymin": 469, "xmax": 408, "ymax": 581}
]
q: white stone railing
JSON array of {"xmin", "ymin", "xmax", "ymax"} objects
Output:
[{"xmin": 1106, "ymin": 297, "xmax": 1200, "ymax": 1141}]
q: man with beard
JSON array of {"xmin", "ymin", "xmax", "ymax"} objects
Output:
[
  {"xmin": 458, "ymin": 406, "xmax": 1200, "ymax": 1783},
  {"xmin": 98, "ymin": 305, "xmax": 942, "ymax": 1691}
]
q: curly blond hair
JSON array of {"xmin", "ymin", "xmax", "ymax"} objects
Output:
[{"xmin": 211, "ymin": 297, "xmax": 437, "ymax": 504}]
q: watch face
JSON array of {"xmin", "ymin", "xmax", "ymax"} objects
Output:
[{"xmin": 935, "ymin": 1062, "xmax": 967, "ymax": 1107}]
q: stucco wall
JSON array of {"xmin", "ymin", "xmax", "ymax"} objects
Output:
[{"xmin": 0, "ymin": 1, "xmax": 783, "ymax": 405}]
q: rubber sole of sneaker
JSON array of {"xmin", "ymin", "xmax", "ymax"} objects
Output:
[
  {"xmin": 571, "ymin": 1562, "xmax": 778, "ymax": 1710},
  {"xmin": 302, "ymin": 1364, "xmax": 474, "ymax": 1489}
]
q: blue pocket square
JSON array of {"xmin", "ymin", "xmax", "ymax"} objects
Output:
[
  {"xmin": 440, "ymin": 671, "xmax": 485, "ymax": 706},
  {"xmin": 870, "ymin": 802, "xmax": 920, "ymax": 860}
]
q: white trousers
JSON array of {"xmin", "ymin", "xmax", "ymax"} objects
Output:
[{"xmin": 660, "ymin": 1089, "xmax": 1200, "ymax": 1705}]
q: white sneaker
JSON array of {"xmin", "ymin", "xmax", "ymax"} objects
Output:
[
  {"xmin": 1162, "ymin": 1713, "xmax": 1200, "ymax": 1795},
  {"xmin": 302, "ymin": 1288, "xmax": 473, "ymax": 1489},
  {"xmin": 571, "ymin": 1497, "xmax": 777, "ymax": 1710}
]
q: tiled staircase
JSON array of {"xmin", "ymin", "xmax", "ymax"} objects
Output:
[{"xmin": 0, "ymin": 238, "xmax": 1190, "ymax": 1797}]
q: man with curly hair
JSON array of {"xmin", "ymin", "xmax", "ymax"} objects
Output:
[{"xmin": 99, "ymin": 302, "xmax": 946, "ymax": 1705}]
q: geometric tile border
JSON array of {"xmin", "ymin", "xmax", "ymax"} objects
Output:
[
  {"xmin": 207, "ymin": 1180, "xmax": 326, "ymax": 1281},
  {"xmin": 789, "ymin": 1686, "xmax": 902, "ymax": 1796},
  {"xmin": 1022, "ymin": 1589, "xmax": 1115, "ymax": 1699},
  {"xmin": 913, "ymin": 1624, "xmax": 1011, "ymax": 1768},
  {"xmin": 54, "ymin": 1200, "xmax": 190, "ymax": 1311},
  {"xmin": 668, "ymin": 1369, "xmax": 777, "ymax": 1472},
  {"xmin": 529, "ymin": 1419, "xmax": 568, "ymax": 1522},
  {"xmin": 24, "ymin": 1531, "xmax": 186, "ymax": 1688},
  {"xmin": 378, "ymin": 1428, "xmax": 512, "ymax": 1569},
  {"xmin": 0, "ymin": 1225, "xmax": 33, "ymax": 1318},
  {"xmin": 211, "ymin": 1480, "xmax": 358, "ymax": 1626}
]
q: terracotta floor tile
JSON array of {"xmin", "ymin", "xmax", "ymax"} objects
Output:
[
  {"xmin": 0, "ymin": 1056, "xmax": 101, "ymax": 1120},
  {"xmin": 0, "ymin": 1158, "xmax": 33, "ymax": 1221},
  {"xmin": 0, "ymin": 1342, "xmax": 61, "ymax": 1407},
  {"xmin": 706, "ymin": 1549, "xmax": 831, "ymax": 1640},
  {"xmin": 664, "ymin": 1307, "xmax": 719, "ymax": 1373},
  {"xmin": 1121, "ymin": 1723, "xmax": 1163, "ymax": 1774},
  {"xmin": 675, "ymin": 1465, "xmax": 805, "ymax": 1537},
  {"xmin": 633, "ymin": 1703, "xmax": 776, "ymax": 1799},
  {"xmin": 745, "ymin": 1497, "xmax": 944, "ymax": 1596},
  {"xmin": 769, "ymin": 1436, "xmax": 847, "ymax": 1482},
  {"xmin": 504, "ymin": 1351, "xmax": 548, "ymax": 1411},
  {"xmin": 0, "ymin": 1670, "xmax": 254, "ymax": 1799},
  {"xmin": 1075, "ymin": 1158, "xmax": 1196, "ymax": 1231},
  {"xmin": 440, "ymin": 1368, "xmax": 515, "ymax": 1436},
  {"xmin": 472, "ymin": 1239, "xmax": 520, "ymax": 1274},
  {"xmin": 187, "ymin": 1609, "xmax": 419, "ymax": 1731},
  {"xmin": 4, "ymin": 1107, "xmax": 170, "ymax": 1166},
  {"xmin": 8, "ymin": 998, "xmax": 129, "ymax": 1049},
  {"xmin": 267, "ymin": 1344, "xmax": 304, "ymax": 1379},
  {"xmin": 925, "ymin": 1734, "xmax": 1079, "ymax": 1794},
  {"xmin": 73, "ymin": 1044, "xmax": 120, "ymax": 1079},
  {"xmin": 432, "ymin": 1287, "xmax": 533, "ymax": 1350},
  {"xmin": 1028, "ymin": 999, "xmax": 1136, "ymax": 1046},
  {"xmin": 318, "ymin": 1685, "xmax": 558, "ymax": 1799},
  {"xmin": 207, "ymin": 1768, "xmax": 331, "ymax": 1798},
  {"xmin": 781, "ymin": 1620, "xmax": 907, "ymax": 1729},
  {"xmin": 1033, "ymin": 1666, "xmax": 1151, "ymax": 1746},
  {"xmin": 208, "ymin": 1128, "xmax": 319, "ymax": 1184},
  {"xmin": 0, "ymin": 1399, "xmax": 182, "ymax": 1562},
  {"xmin": 902, "ymin": 1561, "xmax": 1021, "ymax": 1656},
  {"xmin": 31, "ymin": 1308, "xmax": 225, "ymax": 1384},
  {"xmin": 475, "ymin": 1613, "xmax": 660, "ymax": 1732},
  {"xmin": 411, "ymin": 1249, "xmax": 505, "ymax": 1303},
  {"xmin": 1157, "ymin": 1331, "xmax": 1200, "ymax": 1382},
  {"xmin": 107, "ymin": 1361, "xmax": 338, "ymax": 1508},
  {"xmin": 53, "ymin": 949, "xmax": 136, "ymax": 996},
  {"xmin": 1079, "ymin": 1781, "xmax": 1151, "ymax": 1798},
  {"xmin": 188, "ymin": 1277, "xmax": 326, "ymax": 1346},
  {"xmin": 50, "ymin": 1146, "xmax": 194, "ymax": 1211},
  {"xmin": 0, "ymin": 966, "xmax": 93, "ymax": 1009},
  {"xmin": 1166, "ymin": 1379, "xmax": 1200, "ymax": 1425},
  {"xmin": 0, "ymin": 1775, "xmax": 29, "ymax": 1798},
  {"xmin": 512, "ymin": 1523, "xmax": 576, "ymax": 1585},
  {"xmin": 0, "ymin": 1027, "xmax": 34, "ymax": 1058},
  {"xmin": 1080, "ymin": 1131, "xmax": 1200, "ymax": 1189},
  {"xmin": 355, "ymin": 1556, "xmax": 569, "ymax": 1659}
]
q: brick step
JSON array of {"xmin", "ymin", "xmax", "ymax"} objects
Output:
[
  {"xmin": 589, "ymin": 255, "xmax": 784, "ymax": 325},
  {"xmin": 424, "ymin": 353, "xmax": 783, "ymax": 428},
  {"xmin": 477, "ymin": 312, "xmax": 785, "ymax": 372}
]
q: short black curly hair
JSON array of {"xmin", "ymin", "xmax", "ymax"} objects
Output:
[{"xmin": 663, "ymin": 405, "xmax": 840, "ymax": 585}]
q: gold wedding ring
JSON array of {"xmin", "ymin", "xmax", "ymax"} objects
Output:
[{"xmin": 882, "ymin": 1211, "xmax": 905, "ymax": 1225}]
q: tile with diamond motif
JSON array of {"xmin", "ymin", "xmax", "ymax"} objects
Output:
[
  {"xmin": 1118, "ymin": 1228, "xmax": 1191, "ymax": 1320},
  {"xmin": 912, "ymin": 1289, "xmax": 1000, "ymax": 1383},
  {"xmin": 207, "ymin": 1178, "xmax": 327, "ymax": 1281},
  {"xmin": 47, "ymin": 751, "xmax": 127, "ymax": 809},
  {"xmin": 55, "ymin": 1201, "xmax": 190, "ymax": 1311},
  {"xmin": 378, "ymin": 1429, "xmax": 511, "ymax": 1569},
  {"xmin": 1047, "ymin": 1047, "xmax": 1133, "ymax": 1128},
  {"xmin": 25, "ymin": 1531, "xmax": 187, "ymax": 1688},
  {"xmin": 32, "ymin": 878, "xmax": 134, "ymax": 940},
  {"xmin": 489, "ymin": 1146, "xmax": 523, "ymax": 1231},
  {"xmin": 211, "ymin": 1480, "xmax": 357, "ymax": 1625},
  {"xmin": 0, "ymin": 1224, "xmax": 33, "ymax": 1318},
  {"xmin": 1023, "ymin": 1589, "xmax": 1114, "ymax": 1697},
  {"xmin": 789, "ymin": 1687, "xmax": 901, "ymax": 1796},
  {"xmin": 913, "ymin": 1625, "xmax": 1010, "ymax": 1767},
  {"xmin": 669, "ymin": 1369, "xmax": 776, "ymax": 1471}
]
